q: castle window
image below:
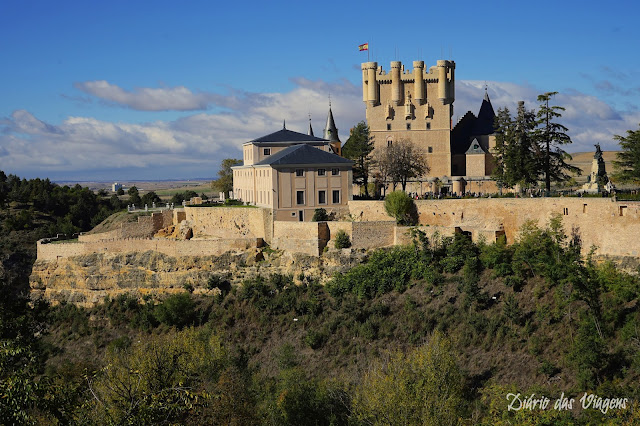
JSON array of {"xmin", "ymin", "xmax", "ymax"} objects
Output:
[
  {"xmin": 563, "ymin": 207, "xmax": 569, "ymax": 215},
  {"xmin": 318, "ymin": 168, "xmax": 326, "ymax": 176},
  {"xmin": 331, "ymin": 168, "xmax": 340, "ymax": 176},
  {"xmin": 387, "ymin": 123, "xmax": 391, "ymax": 130},
  {"xmin": 387, "ymin": 139, "xmax": 393, "ymax": 147},
  {"xmin": 296, "ymin": 191, "xmax": 305, "ymax": 205},
  {"xmin": 426, "ymin": 123, "xmax": 431, "ymax": 129},
  {"xmin": 474, "ymin": 144, "xmax": 479, "ymax": 150},
  {"xmin": 620, "ymin": 206, "xmax": 627, "ymax": 216},
  {"xmin": 318, "ymin": 190, "xmax": 326, "ymax": 204},
  {"xmin": 428, "ymin": 146, "xmax": 433, "ymax": 153},
  {"xmin": 296, "ymin": 169, "xmax": 304, "ymax": 177},
  {"xmin": 332, "ymin": 190, "xmax": 340, "ymax": 204},
  {"xmin": 264, "ymin": 148, "xmax": 271, "ymax": 156},
  {"xmin": 406, "ymin": 123, "xmax": 411, "ymax": 130}
]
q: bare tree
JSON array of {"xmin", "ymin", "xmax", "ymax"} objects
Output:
[{"xmin": 375, "ymin": 139, "xmax": 428, "ymax": 192}]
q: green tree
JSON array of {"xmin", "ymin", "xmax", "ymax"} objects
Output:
[
  {"xmin": 342, "ymin": 121, "xmax": 375, "ymax": 197},
  {"xmin": 384, "ymin": 190, "xmax": 417, "ymax": 225},
  {"xmin": 141, "ymin": 191, "xmax": 161, "ymax": 207},
  {"xmin": 211, "ymin": 158, "xmax": 242, "ymax": 197},
  {"xmin": 534, "ymin": 92, "xmax": 580, "ymax": 192},
  {"xmin": 353, "ymin": 332, "xmax": 464, "ymax": 425},
  {"xmin": 127, "ymin": 186, "xmax": 141, "ymax": 205},
  {"xmin": 492, "ymin": 103, "xmax": 538, "ymax": 190},
  {"xmin": 612, "ymin": 124, "xmax": 640, "ymax": 183}
]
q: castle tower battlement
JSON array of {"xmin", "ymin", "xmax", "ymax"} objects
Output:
[{"xmin": 362, "ymin": 59, "xmax": 456, "ymax": 177}]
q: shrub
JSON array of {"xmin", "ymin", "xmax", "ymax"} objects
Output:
[
  {"xmin": 334, "ymin": 230, "xmax": 351, "ymax": 249},
  {"xmin": 384, "ymin": 191, "xmax": 417, "ymax": 225},
  {"xmin": 154, "ymin": 293, "xmax": 197, "ymax": 328},
  {"xmin": 312, "ymin": 208, "xmax": 328, "ymax": 222}
]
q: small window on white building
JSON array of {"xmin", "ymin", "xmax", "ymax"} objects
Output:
[
  {"xmin": 296, "ymin": 191, "xmax": 304, "ymax": 205},
  {"xmin": 296, "ymin": 169, "xmax": 304, "ymax": 177},
  {"xmin": 332, "ymin": 190, "xmax": 340, "ymax": 204},
  {"xmin": 318, "ymin": 168, "xmax": 326, "ymax": 176},
  {"xmin": 331, "ymin": 168, "xmax": 339, "ymax": 176},
  {"xmin": 264, "ymin": 148, "xmax": 271, "ymax": 156},
  {"xmin": 318, "ymin": 190, "xmax": 326, "ymax": 204}
]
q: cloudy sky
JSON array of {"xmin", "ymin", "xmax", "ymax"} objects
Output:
[{"xmin": 1, "ymin": 0, "xmax": 639, "ymax": 181}]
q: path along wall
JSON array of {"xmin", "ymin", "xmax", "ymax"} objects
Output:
[
  {"xmin": 349, "ymin": 198, "xmax": 640, "ymax": 257},
  {"xmin": 37, "ymin": 238, "xmax": 257, "ymax": 261}
]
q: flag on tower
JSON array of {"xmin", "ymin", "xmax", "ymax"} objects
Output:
[{"xmin": 358, "ymin": 43, "xmax": 369, "ymax": 51}]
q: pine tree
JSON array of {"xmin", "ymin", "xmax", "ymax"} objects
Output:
[
  {"xmin": 342, "ymin": 121, "xmax": 374, "ymax": 197},
  {"xmin": 492, "ymin": 103, "xmax": 538, "ymax": 190},
  {"xmin": 534, "ymin": 92, "xmax": 580, "ymax": 192},
  {"xmin": 612, "ymin": 124, "xmax": 640, "ymax": 183}
]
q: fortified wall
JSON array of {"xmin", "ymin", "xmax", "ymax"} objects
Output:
[
  {"xmin": 349, "ymin": 198, "xmax": 640, "ymax": 258},
  {"xmin": 32, "ymin": 198, "xmax": 640, "ymax": 306}
]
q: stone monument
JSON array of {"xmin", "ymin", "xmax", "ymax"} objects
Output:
[{"xmin": 582, "ymin": 144, "xmax": 609, "ymax": 193}]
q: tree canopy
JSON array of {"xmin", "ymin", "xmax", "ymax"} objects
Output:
[
  {"xmin": 492, "ymin": 93, "xmax": 579, "ymax": 191},
  {"xmin": 342, "ymin": 121, "xmax": 375, "ymax": 197},
  {"xmin": 211, "ymin": 158, "xmax": 242, "ymax": 197},
  {"xmin": 375, "ymin": 139, "xmax": 428, "ymax": 192},
  {"xmin": 612, "ymin": 124, "xmax": 640, "ymax": 183}
]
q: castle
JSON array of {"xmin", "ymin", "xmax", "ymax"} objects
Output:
[
  {"xmin": 29, "ymin": 57, "xmax": 640, "ymax": 306},
  {"xmin": 362, "ymin": 59, "xmax": 498, "ymax": 194}
]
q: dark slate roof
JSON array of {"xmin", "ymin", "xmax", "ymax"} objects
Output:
[
  {"xmin": 465, "ymin": 137, "xmax": 488, "ymax": 154},
  {"xmin": 323, "ymin": 107, "xmax": 341, "ymax": 143},
  {"xmin": 250, "ymin": 128, "xmax": 328, "ymax": 144},
  {"xmin": 472, "ymin": 90, "xmax": 496, "ymax": 136},
  {"xmin": 254, "ymin": 144, "xmax": 353, "ymax": 166}
]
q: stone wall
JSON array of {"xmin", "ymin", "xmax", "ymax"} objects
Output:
[
  {"xmin": 37, "ymin": 237, "xmax": 257, "ymax": 261},
  {"xmin": 272, "ymin": 221, "xmax": 324, "ymax": 256},
  {"xmin": 79, "ymin": 229, "xmax": 120, "ymax": 242},
  {"xmin": 183, "ymin": 206, "xmax": 272, "ymax": 242},
  {"xmin": 350, "ymin": 198, "xmax": 640, "ymax": 257}
]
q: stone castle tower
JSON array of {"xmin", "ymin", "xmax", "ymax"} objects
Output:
[{"xmin": 362, "ymin": 59, "xmax": 456, "ymax": 177}]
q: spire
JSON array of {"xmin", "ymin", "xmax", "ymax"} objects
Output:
[
  {"xmin": 307, "ymin": 113, "xmax": 314, "ymax": 136},
  {"xmin": 472, "ymin": 86, "xmax": 496, "ymax": 135},
  {"xmin": 283, "ymin": 119, "xmax": 286, "ymax": 130},
  {"xmin": 323, "ymin": 106, "xmax": 340, "ymax": 143}
]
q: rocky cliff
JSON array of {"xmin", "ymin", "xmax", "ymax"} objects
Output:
[{"xmin": 29, "ymin": 248, "xmax": 366, "ymax": 307}]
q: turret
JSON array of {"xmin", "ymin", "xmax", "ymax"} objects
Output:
[
  {"xmin": 361, "ymin": 63, "xmax": 368, "ymax": 103},
  {"xmin": 364, "ymin": 61, "xmax": 379, "ymax": 106},
  {"xmin": 324, "ymin": 106, "xmax": 341, "ymax": 155},
  {"xmin": 391, "ymin": 61, "xmax": 402, "ymax": 106},
  {"xmin": 437, "ymin": 60, "xmax": 455, "ymax": 105},
  {"xmin": 413, "ymin": 61, "xmax": 425, "ymax": 104}
]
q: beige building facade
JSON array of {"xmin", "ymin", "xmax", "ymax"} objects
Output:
[
  {"xmin": 233, "ymin": 126, "xmax": 353, "ymax": 221},
  {"xmin": 362, "ymin": 59, "xmax": 497, "ymax": 194}
]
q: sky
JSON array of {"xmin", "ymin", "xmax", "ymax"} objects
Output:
[{"xmin": 1, "ymin": 0, "xmax": 640, "ymax": 181}]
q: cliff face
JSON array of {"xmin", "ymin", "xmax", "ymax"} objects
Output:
[{"xmin": 29, "ymin": 248, "xmax": 366, "ymax": 307}]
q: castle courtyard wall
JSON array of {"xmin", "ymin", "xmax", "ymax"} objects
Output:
[
  {"xmin": 350, "ymin": 198, "xmax": 640, "ymax": 257},
  {"xmin": 182, "ymin": 206, "xmax": 272, "ymax": 243}
]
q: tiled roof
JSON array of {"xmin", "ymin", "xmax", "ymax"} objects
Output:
[
  {"xmin": 250, "ymin": 128, "xmax": 328, "ymax": 144},
  {"xmin": 254, "ymin": 144, "xmax": 353, "ymax": 166}
]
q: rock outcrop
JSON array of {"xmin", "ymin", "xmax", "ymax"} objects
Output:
[{"xmin": 29, "ymin": 248, "xmax": 366, "ymax": 307}]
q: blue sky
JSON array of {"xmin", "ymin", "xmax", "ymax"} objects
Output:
[{"xmin": 1, "ymin": 0, "xmax": 639, "ymax": 180}]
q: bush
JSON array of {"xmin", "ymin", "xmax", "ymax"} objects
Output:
[
  {"xmin": 384, "ymin": 191, "xmax": 417, "ymax": 225},
  {"xmin": 334, "ymin": 230, "xmax": 351, "ymax": 249},
  {"xmin": 312, "ymin": 208, "xmax": 328, "ymax": 222},
  {"xmin": 154, "ymin": 293, "xmax": 197, "ymax": 328}
]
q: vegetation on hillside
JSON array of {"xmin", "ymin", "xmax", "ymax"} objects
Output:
[{"xmin": 2, "ymin": 171, "xmax": 640, "ymax": 424}]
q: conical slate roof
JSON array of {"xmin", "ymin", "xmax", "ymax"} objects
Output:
[
  {"xmin": 472, "ymin": 89, "xmax": 496, "ymax": 136},
  {"xmin": 323, "ymin": 107, "xmax": 340, "ymax": 143}
]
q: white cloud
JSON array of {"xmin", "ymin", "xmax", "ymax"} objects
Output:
[
  {"xmin": 74, "ymin": 81, "xmax": 217, "ymax": 111},
  {"xmin": 1, "ymin": 78, "xmax": 637, "ymax": 180},
  {"xmin": 454, "ymin": 80, "xmax": 634, "ymax": 153}
]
